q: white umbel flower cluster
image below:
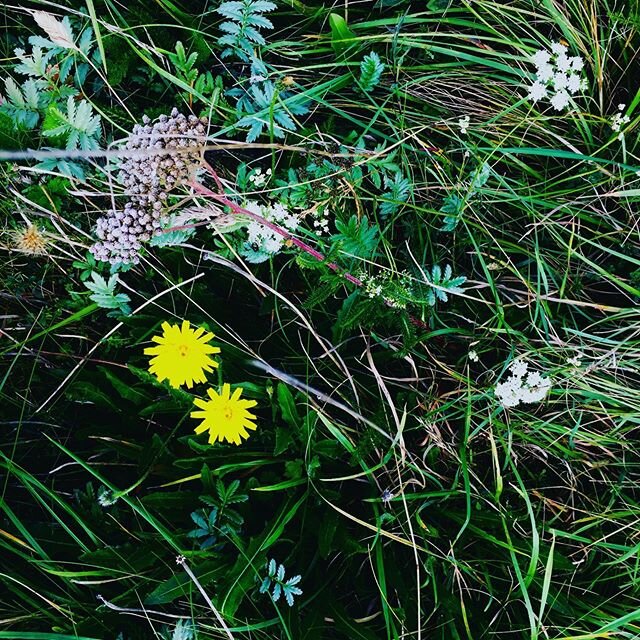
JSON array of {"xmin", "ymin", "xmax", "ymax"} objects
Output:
[
  {"xmin": 494, "ymin": 359, "xmax": 552, "ymax": 408},
  {"xmin": 611, "ymin": 104, "xmax": 630, "ymax": 140},
  {"xmin": 243, "ymin": 200, "xmax": 298, "ymax": 261},
  {"xmin": 312, "ymin": 208, "xmax": 330, "ymax": 235},
  {"xmin": 248, "ymin": 167, "xmax": 272, "ymax": 188},
  {"xmin": 527, "ymin": 42, "xmax": 586, "ymax": 111}
]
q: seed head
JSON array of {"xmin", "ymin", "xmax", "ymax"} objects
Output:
[
  {"xmin": 92, "ymin": 109, "xmax": 209, "ymax": 264},
  {"xmin": 13, "ymin": 224, "xmax": 48, "ymax": 255}
]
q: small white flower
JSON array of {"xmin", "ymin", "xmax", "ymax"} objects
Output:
[
  {"xmin": 249, "ymin": 169, "xmax": 266, "ymax": 187},
  {"xmin": 618, "ymin": 103, "xmax": 626, "ymax": 110},
  {"xmin": 468, "ymin": 349, "xmax": 479, "ymax": 363},
  {"xmin": 528, "ymin": 81, "xmax": 548, "ymax": 102},
  {"xmin": 243, "ymin": 200, "xmax": 298, "ymax": 259},
  {"xmin": 567, "ymin": 355, "xmax": 582, "ymax": 367},
  {"xmin": 520, "ymin": 383, "xmax": 550, "ymax": 403},
  {"xmin": 550, "ymin": 90, "xmax": 570, "ymax": 111},
  {"xmin": 244, "ymin": 200, "xmax": 263, "ymax": 217},
  {"xmin": 246, "ymin": 220, "xmax": 264, "ymax": 243},
  {"xmin": 611, "ymin": 112, "xmax": 630, "ymax": 132},
  {"xmin": 509, "ymin": 359, "xmax": 528, "ymax": 377},
  {"xmin": 536, "ymin": 62, "xmax": 554, "ymax": 82},
  {"xmin": 526, "ymin": 371, "xmax": 544, "ymax": 387},
  {"xmin": 270, "ymin": 202, "xmax": 288, "ymax": 222},
  {"xmin": 458, "ymin": 115, "xmax": 470, "ymax": 134},
  {"xmin": 495, "ymin": 360, "xmax": 551, "ymax": 408},
  {"xmin": 97, "ymin": 486, "xmax": 118, "ymax": 507},
  {"xmin": 553, "ymin": 71, "xmax": 569, "ymax": 90},
  {"xmin": 248, "ymin": 167, "xmax": 272, "ymax": 188},
  {"xmin": 569, "ymin": 56, "xmax": 584, "ymax": 71},
  {"xmin": 495, "ymin": 381, "xmax": 521, "ymax": 407},
  {"xmin": 566, "ymin": 74, "xmax": 581, "ymax": 94},
  {"xmin": 366, "ymin": 282, "xmax": 382, "ymax": 298},
  {"xmin": 531, "ymin": 49, "xmax": 552, "ymax": 68},
  {"xmin": 527, "ymin": 44, "xmax": 584, "ymax": 109},
  {"xmin": 263, "ymin": 235, "xmax": 283, "ymax": 253},
  {"xmin": 555, "ymin": 52, "xmax": 571, "ymax": 72},
  {"xmin": 313, "ymin": 213, "xmax": 330, "ymax": 235}
]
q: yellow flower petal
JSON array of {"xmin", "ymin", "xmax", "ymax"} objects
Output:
[
  {"xmin": 144, "ymin": 320, "xmax": 220, "ymax": 388},
  {"xmin": 191, "ymin": 385, "xmax": 258, "ymax": 446}
]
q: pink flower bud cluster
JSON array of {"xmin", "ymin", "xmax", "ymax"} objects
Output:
[{"xmin": 91, "ymin": 108, "xmax": 207, "ymax": 264}]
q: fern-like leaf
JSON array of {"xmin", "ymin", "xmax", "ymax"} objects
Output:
[
  {"xmin": 261, "ymin": 559, "xmax": 302, "ymax": 606},
  {"xmin": 0, "ymin": 77, "xmax": 42, "ymax": 128},
  {"xmin": 235, "ymin": 78, "xmax": 308, "ymax": 142},
  {"xmin": 216, "ymin": 0, "xmax": 276, "ymax": 60},
  {"xmin": 332, "ymin": 215, "xmax": 379, "ymax": 258},
  {"xmin": 32, "ymin": 12, "xmax": 76, "ymax": 49},
  {"xmin": 359, "ymin": 52, "xmax": 385, "ymax": 92},
  {"xmin": 424, "ymin": 264, "xmax": 466, "ymax": 305},
  {"xmin": 379, "ymin": 172, "xmax": 412, "ymax": 217},
  {"xmin": 170, "ymin": 619, "xmax": 196, "ymax": 640},
  {"xmin": 14, "ymin": 46, "xmax": 52, "ymax": 78},
  {"xmin": 84, "ymin": 272, "xmax": 131, "ymax": 315},
  {"xmin": 43, "ymin": 96, "xmax": 102, "ymax": 150}
]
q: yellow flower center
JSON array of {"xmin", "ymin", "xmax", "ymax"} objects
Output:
[
  {"xmin": 223, "ymin": 406, "xmax": 233, "ymax": 420},
  {"xmin": 178, "ymin": 344, "xmax": 189, "ymax": 357}
]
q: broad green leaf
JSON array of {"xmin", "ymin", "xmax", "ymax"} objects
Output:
[
  {"xmin": 329, "ymin": 13, "xmax": 357, "ymax": 58},
  {"xmin": 277, "ymin": 382, "xmax": 301, "ymax": 428},
  {"xmin": 145, "ymin": 561, "xmax": 225, "ymax": 605}
]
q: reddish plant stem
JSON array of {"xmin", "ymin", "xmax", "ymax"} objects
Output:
[
  {"xmin": 190, "ymin": 168, "xmax": 430, "ymax": 331},
  {"xmin": 190, "ymin": 178, "xmax": 363, "ymax": 287}
]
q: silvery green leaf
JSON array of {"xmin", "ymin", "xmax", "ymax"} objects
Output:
[
  {"xmin": 259, "ymin": 576, "xmax": 271, "ymax": 593},
  {"xmin": 149, "ymin": 226, "xmax": 195, "ymax": 247}
]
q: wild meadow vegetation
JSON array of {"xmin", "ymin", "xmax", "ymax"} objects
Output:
[{"xmin": 1, "ymin": 0, "xmax": 640, "ymax": 638}]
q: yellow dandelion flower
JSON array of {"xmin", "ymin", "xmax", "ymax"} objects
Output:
[
  {"xmin": 13, "ymin": 225, "xmax": 48, "ymax": 255},
  {"xmin": 191, "ymin": 383, "xmax": 258, "ymax": 445},
  {"xmin": 144, "ymin": 320, "xmax": 220, "ymax": 388}
]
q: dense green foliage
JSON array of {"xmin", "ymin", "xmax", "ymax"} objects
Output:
[{"xmin": 1, "ymin": 1, "xmax": 640, "ymax": 639}]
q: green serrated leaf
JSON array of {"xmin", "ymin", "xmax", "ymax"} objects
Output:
[{"xmin": 359, "ymin": 52, "xmax": 385, "ymax": 92}]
